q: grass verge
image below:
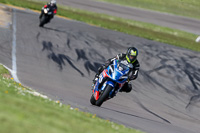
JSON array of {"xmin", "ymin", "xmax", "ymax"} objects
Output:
[
  {"xmin": 0, "ymin": 65, "xmax": 143, "ymax": 133},
  {"xmin": 0, "ymin": 0, "xmax": 200, "ymax": 52},
  {"xmin": 96, "ymin": 0, "xmax": 200, "ymax": 20}
]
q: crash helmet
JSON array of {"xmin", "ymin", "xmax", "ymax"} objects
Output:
[
  {"xmin": 50, "ymin": 0, "xmax": 56, "ymax": 5},
  {"xmin": 126, "ymin": 47, "xmax": 138, "ymax": 63}
]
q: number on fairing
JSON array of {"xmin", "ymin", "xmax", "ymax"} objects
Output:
[{"xmin": 99, "ymin": 74, "xmax": 103, "ymax": 83}]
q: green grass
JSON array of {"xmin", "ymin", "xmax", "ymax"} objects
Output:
[
  {"xmin": 0, "ymin": 0, "xmax": 199, "ymax": 52},
  {"xmin": 0, "ymin": 65, "xmax": 143, "ymax": 133},
  {"xmin": 0, "ymin": 65, "xmax": 9, "ymax": 74},
  {"xmin": 96, "ymin": 0, "xmax": 200, "ymax": 19}
]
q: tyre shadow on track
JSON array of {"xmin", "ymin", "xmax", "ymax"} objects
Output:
[{"xmin": 41, "ymin": 26, "xmax": 67, "ymax": 34}]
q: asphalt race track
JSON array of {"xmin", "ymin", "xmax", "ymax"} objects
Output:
[{"xmin": 0, "ymin": 5, "xmax": 200, "ymax": 133}]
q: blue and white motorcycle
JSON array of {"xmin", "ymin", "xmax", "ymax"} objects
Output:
[{"xmin": 90, "ymin": 59, "xmax": 133, "ymax": 107}]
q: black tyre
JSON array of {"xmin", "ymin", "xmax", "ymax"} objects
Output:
[
  {"xmin": 39, "ymin": 15, "xmax": 46, "ymax": 27},
  {"xmin": 96, "ymin": 85, "xmax": 113, "ymax": 107},
  {"xmin": 90, "ymin": 95, "xmax": 96, "ymax": 105}
]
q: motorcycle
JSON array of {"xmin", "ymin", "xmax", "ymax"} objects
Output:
[
  {"xmin": 90, "ymin": 59, "xmax": 133, "ymax": 107},
  {"xmin": 39, "ymin": 7, "xmax": 54, "ymax": 27}
]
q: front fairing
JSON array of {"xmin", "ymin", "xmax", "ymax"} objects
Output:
[
  {"xmin": 106, "ymin": 60, "xmax": 130, "ymax": 83},
  {"xmin": 93, "ymin": 60, "xmax": 131, "ymax": 93},
  {"xmin": 44, "ymin": 7, "xmax": 53, "ymax": 15}
]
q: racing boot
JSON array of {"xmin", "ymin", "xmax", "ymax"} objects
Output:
[{"xmin": 119, "ymin": 83, "xmax": 132, "ymax": 93}]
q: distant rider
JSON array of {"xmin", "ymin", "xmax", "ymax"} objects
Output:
[
  {"xmin": 93, "ymin": 47, "xmax": 140, "ymax": 93},
  {"xmin": 39, "ymin": 0, "xmax": 57, "ymax": 19}
]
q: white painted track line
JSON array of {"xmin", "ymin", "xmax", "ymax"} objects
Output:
[{"xmin": 11, "ymin": 9, "xmax": 20, "ymax": 83}]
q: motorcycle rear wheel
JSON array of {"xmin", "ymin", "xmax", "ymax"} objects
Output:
[{"xmin": 95, "ymin": 85, "xmax": 113, "ymax": 107}]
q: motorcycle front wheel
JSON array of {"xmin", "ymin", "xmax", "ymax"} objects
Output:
[
  {"xmin": 39, "ymin": 15, "xmax": 46, "ymax": 27},
  {"xmin": 90, "ymin": 95, "xmax": 96, "ymax": 105},
  {"xmin": 95, "ymin": 85, "xmax": 113, "ymax": 107}
]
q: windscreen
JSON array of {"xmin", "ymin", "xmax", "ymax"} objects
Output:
[{"xmin": 117, "ymin": 60, "xmax": 130, "ymax": 71}]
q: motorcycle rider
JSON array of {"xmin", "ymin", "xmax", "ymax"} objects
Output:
[
  {"xmin": 39, "ymin": 0, "xmax": 57, "ymax": 19},
  {"xmin": 93, "ymin": 47, "xmax": 140, "ymax": 94}
]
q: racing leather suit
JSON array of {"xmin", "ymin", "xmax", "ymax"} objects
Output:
[{"xmin": 39, "ymin": 3, "xmax": 57, "ymax": 19}]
